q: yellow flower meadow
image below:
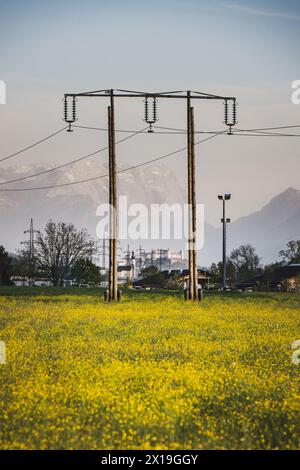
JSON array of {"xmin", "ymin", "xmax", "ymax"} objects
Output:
[{"xmin": 0, "ymin": 287, "xmax": 299, "ymax": 449}]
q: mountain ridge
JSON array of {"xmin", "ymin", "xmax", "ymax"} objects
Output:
[{"xmin": 0, "ymin": 162, "xmax": 299, "ymax": 265}]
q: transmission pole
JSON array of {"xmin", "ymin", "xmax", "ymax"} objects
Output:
[
  {"xmin": 63, "ymin": 89, "xmax": 237, "ymax": 303},
  {"xmin": 22, "ymin": 218, "xmax": 39, "ymax": 279},
  {"xmin": 107, "ymin": 91, "xmax": 119, "ymax": 301},
  {"xmin": 186, "ymin": 94, "xmax": 198, "ymax": 301},
  {"xmin": 136, "ymin": 245, "xmax": 146, "ymax": 273}
]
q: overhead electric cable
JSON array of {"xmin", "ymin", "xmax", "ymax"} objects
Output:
[
  {"xmin": 0, "ymin": 127, "xmax": 68, "ymax": 163},
  {"xmin": 0, "ymin": 127, "xmax": 148, "ymax": 186},
  {"xmin": 0, "ymin": 131, "xmax": 225, "ymax": 192}
]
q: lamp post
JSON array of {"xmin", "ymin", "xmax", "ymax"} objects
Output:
[{"xmin": 218, "ymin": 194, "xmax": 231, "ymax": 290}]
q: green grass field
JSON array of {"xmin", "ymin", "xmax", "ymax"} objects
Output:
[{"xmin": 0, "ymin": 287, "xmax": 299, "ymax": 449}]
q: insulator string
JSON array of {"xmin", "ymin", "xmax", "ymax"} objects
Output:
[{"xmin": 143, "ymin": 97, "xmax": 158, "ymax": 132}]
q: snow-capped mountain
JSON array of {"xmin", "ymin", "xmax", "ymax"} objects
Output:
[{"xmin": 0, "ymin": 161, "xmax": 299, "ymax": 266}]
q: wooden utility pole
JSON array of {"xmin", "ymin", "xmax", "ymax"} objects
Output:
[
  {"xmin": 107, "ymin": 90, "xmax": 118, "ymax": 301},
  {"xmin": 63, "ymin": 89, "xmax": 237, "ymax": 303},
  {"xmin": 187, "ymin": 94, "xmax": 198, "ymax": 300},
  {"xmin": 190, "ymin": 107, "xmax": 198, "ymax": 300}
]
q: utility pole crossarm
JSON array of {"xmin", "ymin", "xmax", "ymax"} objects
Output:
[{"xmin": 64, "ymin": 89, "xmax": 236, "ymax": 101}]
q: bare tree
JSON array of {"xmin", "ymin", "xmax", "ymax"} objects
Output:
[
  {"xmin": 0, "ymin": 245, "xmax": 13, "ymax": 285},
  {"xmin": 279, "ymin": 240, "xmax": 300, "ymax": 264},
  {"xmin": 230, "ymin": 244, "xmax": 262, "ymax": 282},
  {"xmin": 35, "ymin": 220, "xmax": 95, "ymax": 286}
]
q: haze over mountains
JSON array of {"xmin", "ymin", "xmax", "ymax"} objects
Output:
[
  {"xmin": 222, "ymin": 186, "xmax": 300, "ymax": 265},
  {"xmin": 0, "ymin": 161, "xmax": 299, "ymax": 266}
]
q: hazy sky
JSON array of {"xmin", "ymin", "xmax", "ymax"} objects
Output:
[{"xmin": 0, "ymin": 0, "xmax": 300, "ymax": 226}]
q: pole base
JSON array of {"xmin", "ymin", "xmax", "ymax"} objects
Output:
[
  {"xmin": 184, "ymin": 288, "xmax": 203, "ymax": 302},
  {"xmin": 197, "ymin": 287, "xmax": 203, "ymax": 302},
  {"xmin": 184, "ymin": 288, "xmax": 189, "ymax": 301},
  {"xmin": 104, "ymin": 289, "xmax": 122, "ymax": 302}
]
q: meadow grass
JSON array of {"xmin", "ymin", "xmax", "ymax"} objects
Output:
[{"xmin": 0, "ymin": 287, "xmax": 299, "ymax": 449}]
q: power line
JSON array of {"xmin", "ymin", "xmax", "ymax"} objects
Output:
[
  {"xmin": 233, "ymin": 128, "xmax": 300, "ymax": 137},
  {"xmin": 236, "ymin": 124, "xmax": 300, "ymax": 132},
  {"xmin": 117, "ymin": 130, "xmax": 226, "ymax": 171},
  {"xmin": 153, "ymin": 125, "xmax": 218, "ymax": 134},
  {"xmin": 1, "ymin": 122, "xmax": 299, "ymax": 187},
  {"xmin": 154, "ymin": 123, "xmax": 300, "ymax": 134},
  {"xmin": 0, "ymin": 127, "xmax": 148, "ymax": 186},
  {"xmin": 74, "ymin": 124, "xmax": 219, "ymax": 135},
  {"xmin": 74, "ymin": 125, "xmax": 141, "ymax": 133},
  {"xmin": 155, "ymin": 125, "xmax": 300, "ymax": 137},
  {"xmin": 75, "ymin": 123, "xmax": 300, "ymax": 136},
  {"xmin": 0, "ymin": 127, "xmax": 67, "ymax": 163},
  {"xmin": 232, "ymin": 132, "xmax": 300, "ymax": 137},
  {"xmin": 1, "ymin": 122, "xmax": 299, "ymax": 168},
  {"xmin": 0, "ymin": 130, "xmax": 225, "ymax": 192}
]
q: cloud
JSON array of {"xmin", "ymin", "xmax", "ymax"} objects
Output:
[{"xmin": 220, "ymin": 2, "xmax": 300, "ymax": 20}]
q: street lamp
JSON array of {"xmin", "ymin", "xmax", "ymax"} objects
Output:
[{"xmin": 218, "ymin": 194, "xmax": 231, "ymax": 290}]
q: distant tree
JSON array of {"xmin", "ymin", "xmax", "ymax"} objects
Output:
[
  {"xmin": 149, "ymin": 271, "xmax": 166, "ymax": 287},
  {"xmin": 11, "ymin": 254, "xmax": 24, "ymax": 276},
  {"xmin": 165, "ymin": 272, "xmax": 182, "ymax": 290},
  {"xmin": 209, "ymin": 260, "xmax": 237, "ymax": 288},
  {"xmin": 260, "ymin": 261, "xmax": 283, "ymax": 291},
  {"xmin": 229, "ymin": 244, "xmax": 262, "ymax": 282},
  {"xmin": 165, "ymin": 278, "xmax": 181, "ymax": 290},
  {"xmin": 72, "ymin": 258, "xmax": 102, "ymax": 285},
  {"xmin": 139, "ymin": 267, "xmax": 165, "ymax": 287},
  {"xmin": 141, "ymin": 265, "xmax": 159, "ymax": 278},
  {"xmin": 0, "ymin": 246, "xmax": 13, "ymax": 285},
  {"xmin": 279, "ymin": 240, "xmax": 300, "ymax": 264},
  {"xmin": 217, "ymin": 259, "xmax": 237, "ymax": 287},
  {"xmin": 34, "ymin": 220, "xmax": 95, "ymax": 286},
  {"xmin": 208, "ymin": 263, "xmax": 221, "ymax": 286},
  {"xmin": 14, "ymin": 248, "xmax": 40, "ymax": 279}
]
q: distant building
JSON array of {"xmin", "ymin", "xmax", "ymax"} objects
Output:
[
  {"xmin": 141, "ymin": 249, "xmax": 186, "ymax": 272},
  {"xmin": 133, "ymin": 269, "xmax": 211, "ymax": 289},
  {"xmin": 11, "ymin": 276, "xmax": 53, "ymax": 287},
  {"xmin": 118, "ymin": 248, "xmax": 187, "ymax": 280},
  {"xmin": 117, "ymin": 252, "xmax": 136, "ymax": 283},
  {"xmin": 237, "ymin": 264, "xmax": 300, "ymax": 292},
  {"xmin": 11, "ymin": 276, "xmax": 29, "ymax": 287}
]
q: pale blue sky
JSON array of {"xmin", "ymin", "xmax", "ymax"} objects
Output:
[{"xmin": 1, "ymin": 0, "xmax": 300, "ymax": 88}]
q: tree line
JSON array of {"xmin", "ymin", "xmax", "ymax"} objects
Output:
[
  {"xmin": 0, "ymin": 220, "xmax": 101, "ymax": 286},
  {"xmin": 209, "ymin": 241, "xmax": 300, "ymax": 288},
  {"xmin": 0, "ymin": 219, "xmax": 300, "ymax": 287}
]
